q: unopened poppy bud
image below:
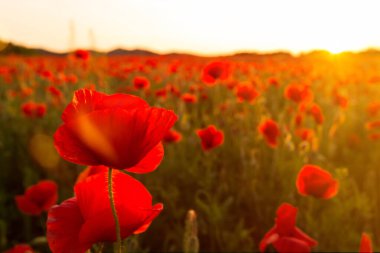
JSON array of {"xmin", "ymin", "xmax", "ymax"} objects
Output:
[{"xmin": 184, "ymin": 209, "xmax": 199, "ymax": 253}]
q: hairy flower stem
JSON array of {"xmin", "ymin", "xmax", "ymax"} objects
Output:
[{"xmin": 108, "ymin": 168, "xmax": 123, "ymax": 253}]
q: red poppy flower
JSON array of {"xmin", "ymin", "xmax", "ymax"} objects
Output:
[
  {"xmin": 21, "ymin": 102, "xmax": 47, "ymax": 118},
  {"xmin": 260, "ymin": 203, "xmax": 317, "ymax": 253},
  {"xmin": 75, "ymin": 165, "xmax": 108, "ymax": 184},
  {"xmin": 21, "ymin": 102, "xmax": 36, "ymax": 118},
  {"xmin": 295, "ymin": 128, "xmax": 315, "ymax": 142},
  {"xmin": 201, "ymin": 61, "xmax": 230, "ymax": 85},
  {"xmin": 66, "ymin": 74, "xmax": 78, "ymax": 84},
  {"xmin": 133, "ymin": 76, "xmax": 150, "ymax": 90},
  {"xmin": 296, "ymin": 165, "xmax": 339, "ymax": 199},
  {"xmin": 155, "ymin": 88, "xmax": 168, "ymax": 99},
  {"xmin": 369, "ymin": 133, "xmax": 380, "ymax": 141},
  {"xmin": 307, "ymin": 104, "xmax": 324, "ymax": 125},
  {"xmin": 196, "ymin": 125, "xmax": 224, "ymax": 151},
  {"xmin": 47, "ymin": 170, "xmax": 163, "ymax": 253},
  {"xmin": 47, "ymin": 85, "xmax": 63, "ymax": 99},
  {"xmin": 235, "ymin": 83, "xmax": 259, "ymax": 103},
  {"xmin": 4, "ymin": 244, "xmax": 34, "ymax": 253},
  {"xmin": 181, "ymin": 93, "xmax": 197, "ymax": 104},
  {"xmin": 167, "ymin": 84, "xmax": 181, "ymax": 97},
  {"xmin": 268, "ymin": 77, "xmax": 279, "ymax": 87},
  {"xmin": 294, "ymin": 113, "xmax": 304, "ymax": 127},
  {"xmin": 35, "ymin": 103, "xmax": 47, "ymax": 117},
  {"xmin": 20, "ymin": 87, "xmax": 33, "ymax": 98},
  {"xmin": 360, "ymin": 233, "xmax": 373, "ymax": 253},
  {"xmin": 284, "ymin": 84, "xmax": 313, "ymax": 104},
  {"xmin": 40, "ymin": 70, "xmax": 53, "ymax": 80},
  {"xmin": 365, "ymin": 120, "xmax": 380, "ymax": 130},
  {"xmin": 74, "ymin": 50, "xmax": 90, "ymax": 61},
  {"xmin": 258, "ymin": 119, "xmax": 280, "ymax": 148},
  {"xmin": 334, "ymin": 93, "xmax": 348, "ymax": 109},
  {"xmin": 367, "ymin": 101, "xmax": 380, "ymax": 117},
  {"xmin": 15, "ymin": 180, "xmax": 58, "ymax": 216},
  {"xmin": 163, "ymin": 129, "xmax": 182, "ymax": 144},
  {"xmin": 54, "ymin": 89, "xmax": 177, "ymax": 172}
]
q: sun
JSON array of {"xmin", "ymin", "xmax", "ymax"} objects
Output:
[{"xmin": 327, "ymin": 46, "xmax": 348, "ymax": 54}]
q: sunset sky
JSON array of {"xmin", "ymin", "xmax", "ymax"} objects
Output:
[{"xmin": 1, "ymin": 0, "xmax": 380, "ymax": 55}]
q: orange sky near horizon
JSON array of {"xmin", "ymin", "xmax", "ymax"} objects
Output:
[{"xmin": 1, "ymin": 0, "xmax": 380, "ymax": 55}]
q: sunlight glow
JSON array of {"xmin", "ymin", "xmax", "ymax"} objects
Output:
[{"xmin": 0, "ymin": 0, "xmax": 379, "ymax": 54}]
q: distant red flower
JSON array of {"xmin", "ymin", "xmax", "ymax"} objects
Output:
[
  {"xmin": 260, "ymin": 203, "xmax": 317, "ymax": 253},
  {"xmin": 235, "ymin": 83, "xmax": 259, "ymax": 103},
  {"xmin": 47, "ymin": 85, "xmax": 63, "ymax": 99},
  {"xmin": 367, "ymin": 101, "xmax": 380, "ymax": 117},
  {"xmin": 258, "ymin": 119, "xmax": 280, "ymax": 148},
  {"xmin": 21, "ymin": 102, "xmax": 33, "ymax": 116},
  {"xmin": 40, "ymin": 70, "xmax": 53, "ymax": 80},
  {"xmin": 284, "ymin": 84, "xmax": 313, "ymax": 104},
  {"xmin": 307, "ymin": 104, "xmax": 324, "ymax": 125},
  {"xmin": 75, "ymin": 165, "xmax": 108, "ymax": 184},
  {"xmin": 181, "ymin": 93, "xmax": 197, "ymax": 104},
  {"xmin": 294, "ymin": 113, "xmax": 304, "ymax": 127},
  {"xmin": 21, "ymin": 102, "xmax": 47, "ymax": 118},
  {"xmin": 201, "ymin": 61, "xmax": 230, "ymax": 85},
  {"xmin": 74, "ymin": 49, "xmax": 90, "ymax": 61},
  {"xmin": 54, "ymin": 89, "xmax": 177, "ymax": 172},
  {"xmin": 35, "ymin": 103, "xmax": 47, "ymax": 117},
  {"xmin": 268, "ymin": 77, "xmax": 279, "ymax": 87},
  {"xmin": 365, "ymin": 120, "xmax": 380, "ymax": 130},
  {"xmin": 334, "ymin": 93, "xmax": 348, "ymax": 109},
  {"xmin": 360, "ymin": 233, "xmax": 373, "ymax": 253},
  {"xmin": 47, "ymin": 171, "xmax": 162, "ymax": 253},
  {"xmin": 155, "ymin": 88, "xmax": 168, "ymax": 99},
  {"xmin": 133, "ymin": 76, "xmax": 150, "ymax": 90},
  {"xmin": 4, "ymin": 244, "xmax": 33, "ymax": 253},
  {"xmin": 163, "ymin": 129, "xmax": 182, "ymax": 143},
  {"xmin": 167, "ymin": 84, "xmax": 181, "ymax": 97},
  {"xmin": 295, "ymin": 128, "xmax": 315, "ymax": 142},
  {"xmin": 20, "ymin": 87, "xmax": 33, "ymax": 98},
  {"xmin": 196, "ymin": 125, "xmax": 224, "ymax": 151},
  {"xmin": 226, "ymin": 80, "xmax": 238, "ymax": 90},
  {"xmin": 15, "ymin": 180, "xmax": 58, "ymax": 216},
  {"xmin": 296, "ymin": 165, "xmax": 339, "ymax": 199},
  {"xmin": 200, "ymin": 93, "xmax": 209, "ymax": 101},
  {"xmin": 368, "ymin": 133, "xmax": 380, "ymax": 141},
  {"xmin": 66, "ymin": 74, "xmax": 78, "ymax": 84}
]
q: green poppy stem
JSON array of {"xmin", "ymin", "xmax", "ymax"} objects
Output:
[{"xmin": 108, "ymin": 168, "xmax": 122, "ymax": 253}]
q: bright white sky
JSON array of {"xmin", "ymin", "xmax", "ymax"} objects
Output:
[{"xmin": 1, "ymin": 0, "xmax": 380, "ymax": 55}]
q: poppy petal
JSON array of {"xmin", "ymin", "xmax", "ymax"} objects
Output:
[
  {"xmin": 57, "ymin": 107, "xmax": 177, "ymax": 169},
  {"xmin": 15, "ymin": 195, "xmax": 41, "ymax": 215},
  {"xmin": 62, "ymin": 89, "xmax": 106, "ymax": 123},
  {"xmin": 97, "ymin": 93, "xmax": 149, "ymax": 111},
  {"xmin": 75, "ymin": 170, "xmax": 161, "ymax": 245},
  {"xmin": 273, "ymin": 236, "xmax": 311, "ymax": 253},
  {"xmin": 75, "ymin": 165, "xmax": 108, "ymax": 184},
  {"xmin": 25, "ymin": 180, "xmax": 58, "ymax": 211},
  {"xmin": 62, "ymin": 89, "xmax": 149, "ymax": 123},
  {"xmin": 133, "ymin": 203, "xmax": 164, "ymax": 234},
  {"xmin": 47, "ymin": 197, "xmax": 90, "ymax": 253},
  {"xmin": 293, "ymin": 227, "xmax": 318, "ymax": 247},
  {"xmin": 54, "ymin": 123, "xmax": 101, "ymax": 166},
  {"xmin": 275, "ymin": 203, "xmax": 298, "ymax": 233},
  {"xmin": 126, "ymin": 142, "xmax": 164, "ymax": 174},
  {"xmin": 259, "ymin": 227, "xmax": 279, "ymax": 252},
  {"xmin": 360, "ymin": 233, "xmax": 373, "ymax": 253}
]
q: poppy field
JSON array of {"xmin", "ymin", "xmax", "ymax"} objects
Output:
[{"xmin": 1, "ymin": 50, "xmax": 380, "ymax": 252}]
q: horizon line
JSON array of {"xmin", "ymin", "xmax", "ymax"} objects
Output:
[{"xmin": 2, "ymin": 39, "xmax": 380, "ymax": 57}]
